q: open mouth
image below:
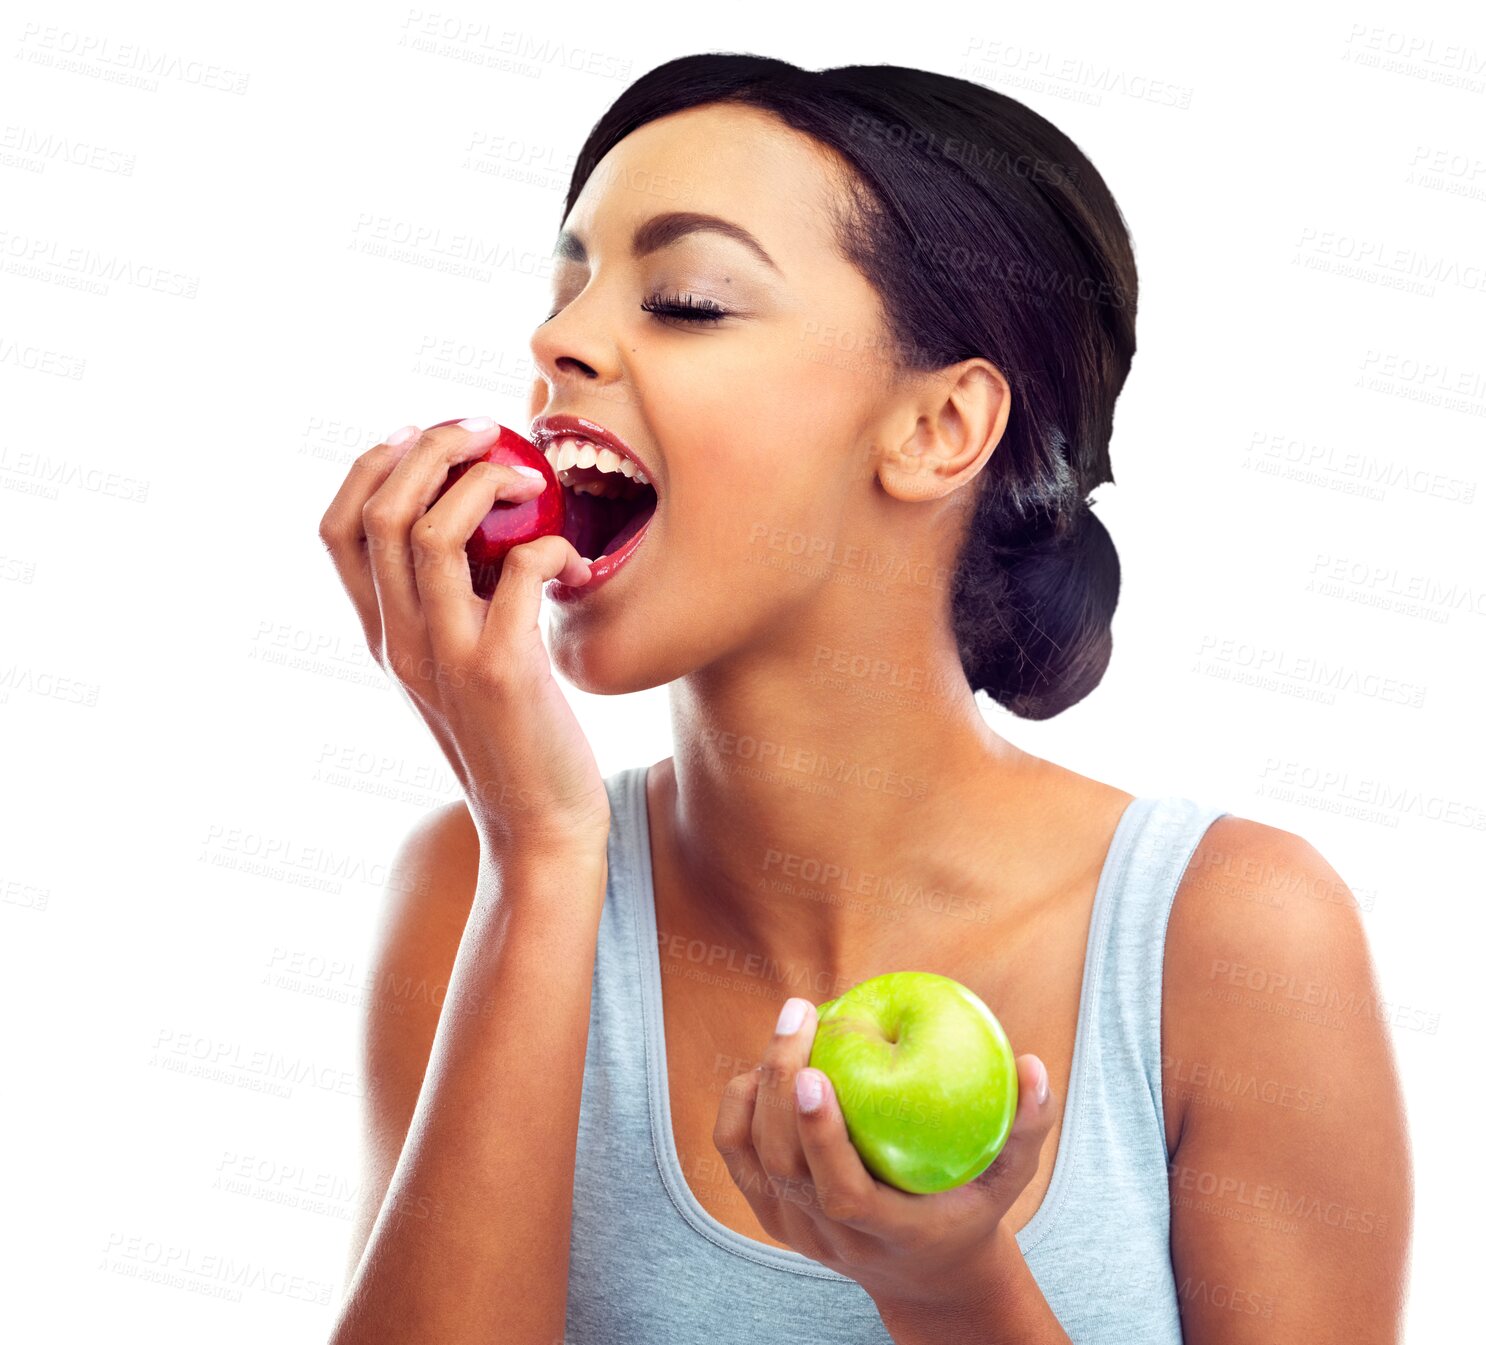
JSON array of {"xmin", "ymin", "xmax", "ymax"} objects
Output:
[{"xmin": 542, "ymin": 438, "xmax": 659, "ymax": 561}]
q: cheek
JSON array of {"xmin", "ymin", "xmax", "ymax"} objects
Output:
[
  {"xmin": 670, "ymin": 444, "xmax": 840, "ymax": 583},
  {"xmin": 638, "ymin": 349, "xmax": 860, "ymax": 585}
]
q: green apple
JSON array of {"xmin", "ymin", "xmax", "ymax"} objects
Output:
[{"xmin": 807, "ymin": 971, "xmax": 1018, "ymax": 1194}]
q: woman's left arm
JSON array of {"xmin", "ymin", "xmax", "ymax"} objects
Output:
[
  {"xmin": 711, "ymin": 820, "xmax": 1414, "ymax": 1344},
  {"xmin": 1160, "ymin": 819, "xmax": 1414, "ymax": 1342}
]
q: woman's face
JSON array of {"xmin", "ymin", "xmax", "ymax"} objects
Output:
[{"xmin": 528, "ymin": 102, "xmax": 985, "ymax": 695}]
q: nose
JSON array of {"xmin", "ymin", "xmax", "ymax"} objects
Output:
[
  {"xmin": 529, "ymin": 297, "xmax": 609, "ymax": 386},
  {"xmin": 528, "ymin": 297, "xmax": 627, "ymax": 421},
  {"xmin": 538, "ymin": 348, "xmax": 600, "ymax": 383}
]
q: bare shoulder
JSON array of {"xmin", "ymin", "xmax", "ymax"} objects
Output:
[
  {"xmin": 1159, "ymin": 814, "xmax": 1379, "ymax": 1117},
  {"xmin": 1160, "ymin": 810, "xmax": 1407, "ymax": 1166},
  {"xmin": 343, "ymin": 800, "xmax": 483, "ymax": 1288},
  {"xmin": 1162, "ymin": 813, "xmax": 1380, "ymax": 1033},
  {"xmin": 363, "ymin": 796, "xmax": 484, "ymax": 1100},
  {"xmin": 371, "ymin": 799, "xmax": 483, "ymax": 958},
  {"xmin": 1159, "ymin": 815, "xmax": 1413, "ymax": 1337}
]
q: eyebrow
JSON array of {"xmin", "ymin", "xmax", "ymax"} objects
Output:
[{"xmin": 553, "ymin": 211, "xmax": 783, "ymax": 275}]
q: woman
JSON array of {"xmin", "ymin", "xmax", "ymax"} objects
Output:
[{"xmin": 320, "ymin": 54, "xmax": 1412, "ymax": 1344}]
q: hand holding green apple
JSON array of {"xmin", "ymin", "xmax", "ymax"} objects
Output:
[
  {"xmin": 808, "ymin": 971, "xmax": 1019, "ymax": 1194},
  {"xmin": 712, "ymin": 973, "xmax": 1057, "ymax": 1315}
]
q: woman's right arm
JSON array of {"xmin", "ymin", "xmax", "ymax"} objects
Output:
[
  {"xmin": 333, "ymin": 807, "xmax": 607, "ymax": 1345},
  {"xmin": 317, "ymin": 419, "xmax": 616, "ymax": 1343}
]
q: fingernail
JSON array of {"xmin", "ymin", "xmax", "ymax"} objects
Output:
[
  {"xmin": 458, "ymin": 416, "xmax": 497, "ymax": 432},
  {"xmin": 510, "ymin": 464, "xmax": 544, "ymax": 479},
  {"xmin": 775, "ymin": 998, "xmax": 807, "ymax": 1036},
  {"xmin": 1035, "ymin": 1058, "xmax": 1050, "ymax": 1104},
  {"xmin": 386, "ymin": 424, "xmax": 419, "ymax": 447},
  {"xmin": 795, "ymin": 1069, "xmax": 823, "ymax": 1114}
]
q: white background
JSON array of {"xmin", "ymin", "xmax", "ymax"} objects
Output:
[{"xmin": 2, "ymin": 1, "xmax": 1480, "ymax": 1340}]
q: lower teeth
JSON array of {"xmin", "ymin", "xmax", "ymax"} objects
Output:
[{"xmin": 565, "ymin": 473, "xmax": 644, "ymax": 499}]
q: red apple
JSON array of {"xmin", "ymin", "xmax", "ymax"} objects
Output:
[{"xmin": 427, "ymin": 419, "xmax": 565, "ymax": 599}]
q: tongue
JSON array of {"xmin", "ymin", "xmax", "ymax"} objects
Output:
[
  {"xmin": 603, "ymin": 500, "xmax": 655, "ymax": 555},
  {"xmin": 560, "ymin": 491, "xmax": 655, "ymax": 559}
]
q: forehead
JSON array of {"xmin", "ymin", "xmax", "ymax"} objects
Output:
[{"xmin": 561, "ymin": 102, "xmax": 850, "ymax": 272}]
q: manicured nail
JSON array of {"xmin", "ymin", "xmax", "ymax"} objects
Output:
[
  {"xmin": 775, "ymin": 998, "xmax": 807, "ymax": 1036},
  {"xmin": 458, "ymin": 416, "xmax": 496, "ymax": 432},
  {"xmin": 386, "ymin": 424, "xmax": 419, "ymax": 447},
  {"xmin": 510, "ymin": 464, "xmax": 544, "ymax": 479},
  {"xmin": 795, "ymin": 1069, "xmax": 824, "ymax": 1114},
  {"xmin": 1034, "ymin": 1057, "xmax": 1049, "ymax": 1104}
]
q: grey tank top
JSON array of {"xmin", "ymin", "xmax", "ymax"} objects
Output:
[{"xmin": 565, "ymin": 764, "xmax": 1229, "ymax": 1343}]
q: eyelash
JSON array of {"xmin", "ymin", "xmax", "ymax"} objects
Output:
[
  {"xmin": 541, "ymin": 292, "xmax": 731, "ymax": 327},
  {"xmin": 640, "ymin": 291, "xmax": 730, "ymax": 324}
]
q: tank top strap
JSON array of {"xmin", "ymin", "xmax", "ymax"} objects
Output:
[{"xmin": 1091, "ymin": 794, "xmax": 1231, "ymax": 1156}]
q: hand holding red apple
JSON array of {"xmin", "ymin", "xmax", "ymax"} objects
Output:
[
  {"xmin": 425, "ymin": 418, "xmax": 568, "ymax": 599},
  {"xmin": 317, "ymin": 417, "xmax": 610, "ymax": 855},
  {"xmin": 712, "ymin": 981, "xmax": 1058, "ymax": 1319}
]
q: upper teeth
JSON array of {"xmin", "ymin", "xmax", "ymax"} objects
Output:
[{"xmin": 542, "ymin": 435, "xmax": 651, "ymax": 487}]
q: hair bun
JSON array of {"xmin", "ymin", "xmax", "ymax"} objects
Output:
[{"xmin": 953, "ymin": 497, "xmax": 1119, "ymax": 720}]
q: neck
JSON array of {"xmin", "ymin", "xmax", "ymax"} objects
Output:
[{"xmin": 656, "ymin": 616, "xmax": 1047, "ymax": 995}]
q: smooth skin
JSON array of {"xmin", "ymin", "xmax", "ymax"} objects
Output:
[{"xmin": 333, "ymin": 99, "xmax": 1412, "ymax": 1343}]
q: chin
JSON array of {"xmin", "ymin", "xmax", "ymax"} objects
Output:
[{"xmin": 548, "ymin": 620, "xmax": 662, "ymax": 697}]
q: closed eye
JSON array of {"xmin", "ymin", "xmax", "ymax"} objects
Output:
[
  {"xmin": 539, "ymin": 292, "xmax": 732, "ymax": 328},
  {"xmin": 640, "ymin": 292, "xmax": 730, "ymax": 325}
]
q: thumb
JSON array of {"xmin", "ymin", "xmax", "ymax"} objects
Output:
[
  {"xmin": 483, "ymin": 532, "xmax": 592, "ymax": 636},
  {"xmin": 1014, "ymin": 1053, "xmax": 1055, "ymax": 1131}
]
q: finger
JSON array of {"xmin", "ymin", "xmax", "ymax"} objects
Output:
[
  {"xmin": 792, "ymin": 1067, "xmax": 894, "ymax": 1230},
  {"xmin": 411, "ymin": 459, "xmax": 547, "ymax": 644},
  {"xmin": 478, "ymin": 532, "xmax": 592, "ymax": 652},
  {"xmin": 363, "ymin": 418, "xmax": 505, "ymax": 659},
  {"xmin": 752, "ymin": 997, "xmax": 819, "ymax": 1192},
  {"xmin": 967, "ymin": 1053, "xmax": 1055, "ymax": 1197},
  {"xmin": 713, "ymin": 1068, "xmax": 773, "ymax": 1217},
  {"xmin": 317, "ymin": 425, "xmax": 421, "ymax": 652}
]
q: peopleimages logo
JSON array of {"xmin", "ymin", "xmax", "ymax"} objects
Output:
[
  {"xmin": 1169, "ymin": 1162, "xmax": 1389, "ymax": 1238},
  {"xmin": 845, "ymin": 112, "xmax": 1083, "ymax": 187},
  {"xmin": 16, "ymin": 24, "xmax": 251, "ymax": 93},
  {"xmin": 699, "ymin": 726, "xmax": 931, "ymax": 800}
]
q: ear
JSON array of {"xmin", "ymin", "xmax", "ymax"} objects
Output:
[{"xmin": 876, "ymin": 359, "xmax": 1010, "ymax": 504}]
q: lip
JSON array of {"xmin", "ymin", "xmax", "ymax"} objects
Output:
[{"xmin": 530, "ymin": 413, "xmax": 659, "ymax": 605}]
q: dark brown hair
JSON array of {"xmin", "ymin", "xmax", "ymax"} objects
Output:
[{"xmin": 562, "ymin": 54, "xmax": 1137, "ymax": 719}]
